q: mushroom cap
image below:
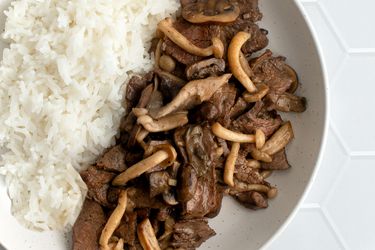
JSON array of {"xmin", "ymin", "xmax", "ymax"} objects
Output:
[{"xmin": 146, "ymin": 143, "xmax": 177, "ymax": 168}]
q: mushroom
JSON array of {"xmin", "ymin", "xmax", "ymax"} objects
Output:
[
  {"xmin": 212, "ymin": 122, "xmax": 255, "ymax": 143},
  {"xmin": 242, "ymin": 83, "xmax": 270, "ymax": 103},
  {"xmin": 224, "ymin": 142, "xmax": 240, "ymax": 187},
  {"xmin": 232, "ymin": 180, "xmax": 278, "ymax": 199},
  {"xmin": 228, "ymin": 32, "xmax": 258, "ymax": 93},
  {"xmin": 99, "ymin": 190, "xmax": 127, "ymax": 250},
  {"xmin": 154, "ymin": 39, "xmax": 163, "ymax": 69},
  {"xmin": 261, "ymin": 170, "xmax": 273, "ymax": 179},
  {"xmin": 133, "ymin": 107, "xmax": 148, "ymax": 117},
  {"xmin": 239, "ymin": 51, "xmax": 253, "ymax": 77},
  {"xmin": 261, "ymin": 121, "xmax": 294, "ymax": 155},
  {"xmin": 185, "ymin": 58, "xmax": 226, "ymax": 80},
  {"xmin": 155, "ymin": 69, "xmax": 186, "ymax": 85},
  {"xmin": 137, "ymin": 218, "xmax": 161, "ymax": 250},
  {"xmin": 255, "ymin": 129, "xmax": 266, "ymax": 149},
  {"xmin": 112, "ymin": 144, "xmax": 177, "ymax": 186},
  {"xmin": 266, "ymin": 92, "xmax": 307, "ymax": 113},
  {"xmin": 152, "ymin": 74, "xmax": 231, "ymax": 119},
  {"xmin": 159, "ymin": 55, "xmax": 176, "ymax": 72},
  {"xmin": 251, "ymin": 148, "xmax": 272, "ymax": 163},
  {"xmin": 181, "ymin": 0, "xmax": 240, "ymax": 24},
  {"xmin": 284, "ymin": 64, "xmax": 299, "ymax": 93},
  {"xmin": 137, "ymin": 112, "xmax": 189, "ymax": 132},
  {"xmin": 157, "ymin": 17, "xmax": 224, "ymax": 58}
]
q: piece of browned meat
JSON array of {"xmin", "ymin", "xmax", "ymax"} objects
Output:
[
  {"xmin": 96, "ymin": 145, "xmax": 127, "ymax": 172},
  {"xmin": 114, "ymin": 212, "xmax": 138, "ymax": 247},
  {"xmin": 261, "ymin": 149, "xmax": 291, "ymax": 170},
  {"xmin": 125, "ymin": 73, "xmax": 154, "ymax": 113},
  {"xmin": 170, "ymin": 219, "xmax": 216, "ymax": 249},
  {"xmin": 185, "ymin": 58, "xmax": 226, "ymax": 80},
  {"xmin": 234, "ymin": 191, "xmax": 268, "ymax": 209},
  {"xmin": 232, "ymin": 101, "xmax": 283, "ymax": 137},
  {"xmin": 80, "ymin": 166, "xmax": 115, "ymax": 207},
  {"xmin": 72, "ymin": 199, "xmax": 106, "ymax": 250},
  {"xmin": 265, "ymin": 92, "xmax": 307, "ymax": 113}
]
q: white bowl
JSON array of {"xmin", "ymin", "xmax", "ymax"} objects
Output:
[{"xmin": 0, "ymin": 0, "xmax": 328, "ymax": 249}]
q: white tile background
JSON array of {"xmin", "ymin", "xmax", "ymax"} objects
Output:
[{"xmin": 268, "ymin": 0, "xmax": 375, "ymax": 249}]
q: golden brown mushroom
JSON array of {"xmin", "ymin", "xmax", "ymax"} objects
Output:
[
  {"xmin": 228, "ymin": 32, "xmax": 258, "ymax": 93},
  {"xmin": 112, "ymin": 145, "xmax": 177, "ymax": 186},
  {"xmin": 158, "ymin": 17, "xmax": 224, "ymax": 58},
  {"xmin": 99, "ymin": 190, "xmax": 127, "ymax": 250},
  {"xmin": 137, "ymin": 218, "xmax": 161, "ymax": 250},
  {"xmin": 212, "ymin": 122, "xmax": 255, "ymax": 143},
  {"xmin": 159, "ymin": 54, "xmax": 176, "ymax": 72},
  {"xmin": 239, "ymin": 51, "xmax": 253, "ymax": 77},
  {"xmin": 182, "ymin": 0, "xmax": 240, "ymax": 24},
  {"xmin": 137, "ymin": 112, "xmax": 189, "ymax": 133},
  {"xmin": 261, "ymin": 121, "xmax": 294, "ymax": 155},
  {"xmin": 224, "ymin": 142, "xmax": 240, "ymax": 187},
  {"xmin": 284, "ymin": 64, "xmax": 299, "ymax": 93},
  {"xmin": 152, "ymin": 74, "xmax": 231, "ymax": 119},
  {"xmin": 242, "ymin": 83, "xmax": 270, "ymax": 103},
  {"xmin": 255, "ymin": 129, "xmax": 266, "ymax": 149},
  {"xmin": 154, "ymin": 39, "xmax": 163, "ymax": 69},
  {"xmin": 232, "ymin": 180, "xmax": 278, "ymax": 199},
  {"xmin": 251, "ymin": 148, "xmax": 272, "ymax": 163}
]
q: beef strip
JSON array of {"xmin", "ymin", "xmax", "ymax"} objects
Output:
[
  {"xmin": 232, "ymin": 101, "xmax": 283, "ymax": 137},
  {"xmin": 72, "ymin": 199, "xmax": 106, "ymax": 250},
  {"xmin": 114, "ymin": 212, "xmax": 138, "ymax": 247},
  {"xmin": 261, "ymin": 149, "xmax": 291, "ymax": 170},
  {"xmin": 170, "ymin": 219, "xmax": 216, "ymax": 250},
  {"xmin": 194, "ymin": 84, "xmax": 237, "ymax": 126},
  {"xmin": 96, "ymin": 145, "xmax": 126, "ymax": 173},
  {"xmin": 182, "ymin": 124, "xmax": 223, "ymax": 219},
  {"xmin": 157, "ymin": 70, "xmax": 186, "ymax": 103},
  {"xmin": 228, "ymin": 96, "xmax": 250, "ymax": 119},
  {"xmin": 265, "ymin": 92, "xmax": 307, "ymax": 113},
  {"xmin": 125, "ymin": 73, "xmax": 153, "ymax": 113},
  {"xmin": 149, "ymin": 171, "xmax": 171, "ymax": 197},
  {"xmin": 234, "ymin": 191, "xmax": 268, "ymax": 209},
  {"xmin": 185, "ymin": 58, "xmax": 226, "ymax": 80},
  {"xmin": 80, "ymin": 166, "xmax": 115, "ymax": 207}
]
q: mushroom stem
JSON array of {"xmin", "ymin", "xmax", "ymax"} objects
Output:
[
  {"xmin": 112, "ymin": 150, "xmax": 169, "ymax": 186},
  {"xmin": 153, "ymin": 74, "xmax": 231, "ymax": 119},
  {"xmin": 154, "ymin": 39, "xmax": 163, "ymax": 69},
  {"xmin": 137, "ymin": 218, "xmax": 161, "ymax": 250},
  {"xmin": 99, "ymin": 190, "xmax": 128, "ymax": 250},
  {"xmin": 239, "ymin": 51, "xmax": 253, "ymax": 77},
  {"xmin": 137, "ymin": 112, "xmax": 189, "ymax": 133},
  {"xmin": 242, "ymin": 83, "xmax": 269, "ymax": 103},
  {"xmin": 251, "ymin": 148, "xmax": 272, "ymax": 163},
  {"xmin": 224, "ymin": 142, "xmax": 240, "ymax": 187},
  {"xmin": 158, "ymin": 17, "xmax": 224, "ymax": 58},
  {"xmin": 228, "ymin": 32, "xmax": 258, "ymax": 93},
  {"xmin": 212, "ymin": 122, "xmax": 255, "ymax": 143}
]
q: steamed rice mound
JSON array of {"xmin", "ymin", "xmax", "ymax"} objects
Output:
[{"xmin": 0, "ymin": 0, "xmax": 179, "ymax": 230}]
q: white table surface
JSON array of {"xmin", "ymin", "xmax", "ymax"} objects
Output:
[{"xmin": 268, "ymin": 0, "xmax": 375, "ymax": 249}]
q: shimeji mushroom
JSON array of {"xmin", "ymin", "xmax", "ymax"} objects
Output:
[
  {"xmin": 224, "ymin": 142, "xmax": 240, "ymax": 187},
  {"xmin": 242, "ymin": 83, "xmax": 270, "ymax": 103},
  {"xmin": 137, "ymin": 218, "xmax": 161, "ymax": 250},
  {"xmin": 232, "ymin": 180, "xmax": 278, "ymax": 199},
  {"xmin": 152, "ymin": 74, "xmax": 232, "ymax": 119},
  {"xmin": 228, "ymin": 32, "xmax": 258, "ymax": 93},
  {"xmin": 99, "ymin": 190, "xmax": 128, "ymax": 250},
  {"xmin": 112, "ymin": 144, "xmax": 177, "ymax": 186},
  {"xmin": 250, "ymin": 148, "xmax": 272, "ymax": 163},
  {"xmin": 212, "ymin": 122, "xmax": 255, "ymax": 143},
  {"xmin": 158, "ymin": 17, "xmax": 224, "ymax": 58}
]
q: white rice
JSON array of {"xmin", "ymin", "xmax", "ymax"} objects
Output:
[{"xmin": 0, "ymin": 0, "xmax": 179, "ymax": 230}]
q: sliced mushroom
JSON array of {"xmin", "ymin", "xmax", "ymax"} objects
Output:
[
  {"xmin": 158, "ymin": 17, "xmax": 224, "ymax": 58},
  {"xmin": 99, "ymin": 190, "xmax": 127, "ymax": 250},
  {"xmin": 112, "ymin": 145, "xmax": 177, "ymax": 186},
  {"xmin": 261, "ymin": 170, "xmax": 273, "ymax": 179},
  {"xmin": 137, "ymin": 112, "xmax": 188, "ymax": 133},
  {"xmin": 133, "ymin": 108, "xmax": 148, "ymax": 117},
  {"xmin": 152, "ymin": 74, "xmax": 231, "ymax": 119},
  {"xmin": 228, "ymin": 32, "xmax": 257, "ymax": 93},
  {"xmin": 239, "ymin": 51, "xmax": 254, "ymax": 77},
  {"xmin": 155, "ymin": 69, "xmax": 186, "ymax": 85},
  {"xmin": 261, "ymin": 121, "xmax": 294, "ymax": 155},
  {"xmin": 137, "ymin": 218, "xmax": 161, "ymax": 250},
  {"xmin": 242, "ymin": 83, "xmax": 270, "ymax": 103},
  {"xmin": 224, "ymin": 142, "xmax": 240, "ymax": 187},
  {"xmin": 266, "ymin": 92, "xmax": 307, "ymax": 113},
  {"xmin": 212, "ymin": 122, "xmax": 255, "ymax": 143},
  {"xmin": 154, "ymin": 39, "xmax": 163, "ymax": 69},
  {"xmin": 232, "ymin": 180, "xmax": 277, "ymax": 198},
  {"xmin": 177, "ymin": 164, "xmax": 198, "ymax": 202},
  {"xmin": 284, "ymin": 64, "xmax": 299, "ymax": 93},
  {"xmin": 182, "ymin": 0, "xmax": 240, "ymax": 24},
  {"xmin": 185, "ymin": 58, "xmax": 226, "ymax": 80}
]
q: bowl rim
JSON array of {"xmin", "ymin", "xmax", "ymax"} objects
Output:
[{"xmin": 260, "ymin": 0, "xmax": 330, "ymax": 249}]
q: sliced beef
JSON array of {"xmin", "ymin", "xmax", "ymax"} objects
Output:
[
  {"xmin": 234, "ymin": 191, "xmax": 268, "ymax": 209},
  {"xmin": 149, "ymin": 171, "xmax": 170, "ymax": 197},
  {"xmin": 228, "ymin": 96, "xmax": 250, "ymax": 119},
  {"xmin": 185, "ymin": 58, "xmax": 225, "ymax": 80},
  {"xmin": 195, "ymin": 84, "xmax": 237, "ymax": 126},
  {"xmin": 96, "ymin": 145, "xmax": 126, "ymax": 173},
  {"xmin": 80, "ymin": 166, "xmax": 115, "ymax": 207},
  {"xmin": 261, "ymin": 149, "xmax": 291, "ymax": 170},
  {"xmin": 174, "ymin": 126, "xmax": 189, "ymax": 164},
  {"xmin": 265, "ymin": 92, "xmax": 307, "ymax": 113},
  {"xmin": 127, "ymin": 186, "xmax": 165, "ymax": 210},
  {"xmin": 72, "ymin": 199, "xmax": 106, "ymax": 250},
  {"xmin": 235, "ymin": 164, "xmax": 263, "ymax": 184},
  {"xmin": 157, "ymin": 70, "xmax": 186, "ymax": 103},
  {"xmin": 114, "ymin": 212, "xmax": 137, "ymax": 247},
  {"xmin": 177, "ymin": 164, "xmax": 198, "ymax": 202},
  {"xmin": 125, "ymin": 73, "xmax": 153, "ymax": 113},
  {"xmin": 232, "ymin": 101, "xmax": 283, "ymax": 137},
  {"xmin": 237, "ymin": 0, "xmax": 263, "ymax": 22},
  {"xmin": 171, "ymin": 219, "xmax": 216, "ymax": 249}
]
